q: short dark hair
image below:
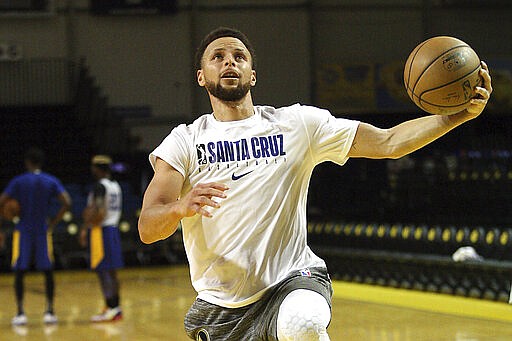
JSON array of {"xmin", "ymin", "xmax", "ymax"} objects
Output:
[
  {"xmin": 194, "ymin": 27, "xmax": 256, "ymax": 71},
  {"xmin": 24, "ymin": 147, "xmax": 45, "ymax": 167}
]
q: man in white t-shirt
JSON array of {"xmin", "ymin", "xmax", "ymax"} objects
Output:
[
  {"xmin": 80, "ymin": 155, "xmax": 124, "ymax": 323},
  {"xmin": 138, "ymin": 27, "xmax": 492, "ymax": 341}
]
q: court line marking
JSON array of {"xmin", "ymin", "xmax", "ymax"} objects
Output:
[{"xmin": 332, "ymin": 281, "xmax": 512, "ymax": 323}]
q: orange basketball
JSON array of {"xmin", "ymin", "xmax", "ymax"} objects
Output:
[
  {"xmin": 404, "ymin": 36, "xmax": 481, "ymax": 115},
  {"xmin": 82, "ymin": 206, "xmax": 102, "ymax": 226},
  {"xmin": 1, "ymin": 198, "xmax": 20, "ymax": 220}
]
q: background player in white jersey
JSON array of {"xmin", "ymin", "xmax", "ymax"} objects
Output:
[
  {"xmin": 138, "ymin": 27, "xmax": 492, "ymax": 340},
  {"xmin": 80, "ymin": 155, "xmax": 124, "ymax": 322}
]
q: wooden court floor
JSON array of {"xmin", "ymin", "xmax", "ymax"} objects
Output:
[{"xmin": 1, "ymin": 265, "xmax": 512, "ymax": 341}]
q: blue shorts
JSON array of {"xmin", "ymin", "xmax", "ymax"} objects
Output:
[
  {"xmin": 11, "ymin": 229, "xmax": 54, "ymax": 271},
  {"xmin": 89, "ymin": 225, "xmax": 124, "ymax": 271}
]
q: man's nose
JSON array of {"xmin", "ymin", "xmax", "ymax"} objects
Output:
[{"xmin": 224, "ymin": 55, "xmax": 235, "ymax": 66}]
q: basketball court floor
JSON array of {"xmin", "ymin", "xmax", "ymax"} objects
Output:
[{"xmin": 1, "ymin": 265, "xmax": 511, "ymax": 340}]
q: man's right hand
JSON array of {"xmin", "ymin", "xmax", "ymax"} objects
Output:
[{"xmin": 177, "ymin": 182, "xmax": 229, "ymax": 218}]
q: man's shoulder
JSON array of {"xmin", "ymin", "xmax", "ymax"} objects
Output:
[
  {"xmin": 257, "ymin": 103, "xmax": 296, "ymax": 118},
  {"xmin": 257, "ymin": 103, "xmax": 299, "ymax": 112},
  {"xmin": 173, "ymin": 114, "xmax": 209, "ymax": 134},
  {"xmin": 257, "ymin": 103, "xmax": 328, "ymax": 122},
  {"xmin": 39, "ymin": 171, "xmax": 62, "ymax": 183},
  {"xmin": 93, "ymin": 180, "xmax": 107, "ymax": 194},
  {"xmin": 9, "ymin": 173, "xmax": 27, "ymax": 183},
  {"xmin": 99, "ymin": 178, "xmax": 120, "ymax": 187},
  {"xmin": 258, "ymin": 103, "xmax": 324, "ymax": 115}
]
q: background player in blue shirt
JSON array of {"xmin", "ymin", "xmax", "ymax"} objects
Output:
[{"xmin": 0, "ymin": 148, "xmax": 72, "ymax": 326}]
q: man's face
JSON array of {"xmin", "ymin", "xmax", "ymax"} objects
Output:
[
  {"xmin": 91, "ymin": 165, "xmax": 100, "ymax": 179},
  {"xmin": 197, "ymin": 37, "xmax": 256, "ymax": 102}
]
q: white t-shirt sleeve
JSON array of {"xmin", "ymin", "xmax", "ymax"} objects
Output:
[
  {"xmin": 149, "ymin": 124, "xmax": 190, "ymax": 178},
  {"xmin": 297, "ymin": 105, "xmax": 359, "ymax": 165}
]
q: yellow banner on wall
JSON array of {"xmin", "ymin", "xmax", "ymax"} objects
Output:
[
  {"xmin": 316, "ymin": 59, "xmax": 512, "ymax": 115},
  {"xmin": 316, "ymin": 64, "xmax": 376, "ymax": 113}
]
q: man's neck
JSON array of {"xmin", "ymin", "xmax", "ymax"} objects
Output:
[
  {"xmin": 210, "ymin": 94, "xmax": 255, "ymax": 122},
  {"xmin": 27, "ymin": 166, "xmax": 41, "ymax": 173}
]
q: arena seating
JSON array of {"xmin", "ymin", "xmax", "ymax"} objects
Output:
[{"xmin": 308, "ymin": 221, "xmax": 512, "ymax": 302}]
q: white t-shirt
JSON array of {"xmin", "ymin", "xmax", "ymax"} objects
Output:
[
  {"xmin": 88, "ymin": 178, "xmax": 122, "ymax": 227},
  {"xmin": 150, "ymin": 103, "xmax": 359, "ymax": 308}
]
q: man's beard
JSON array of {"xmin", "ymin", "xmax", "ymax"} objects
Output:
[{"xmin": 205, "ymin": 79, "xmax": 251, "ymax": 102}]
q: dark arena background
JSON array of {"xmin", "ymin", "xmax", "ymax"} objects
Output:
[{"xmin": 0, "ymin": 1, "xmax": 512, "ymax": 340}]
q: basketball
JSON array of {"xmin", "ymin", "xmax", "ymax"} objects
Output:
[
  {"xmin": 1, "ymin": 198, "xmax": 21, "ymax": 220},
  {"xmin": 82, "ymin": 205, "xmax": 102, "ymax": 226},
  {"xmin": 404, "ymin": 36, "xmax": 481, "ymax": 115}
]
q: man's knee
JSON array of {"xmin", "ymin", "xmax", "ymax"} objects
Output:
[
  {"xmin": 276, "ymin": 289, "xmax": 331, "ymax": 341},
  {"xmin": 276, "ymin": 308, "xmax": 328, "ymax": 340}
]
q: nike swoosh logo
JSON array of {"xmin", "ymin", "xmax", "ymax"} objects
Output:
[{"xmin": 231, "ymin": 170, "xmax": 254, "ymax": 181}]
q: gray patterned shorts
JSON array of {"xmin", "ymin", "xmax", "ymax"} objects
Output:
[{"xmin": 184, "ymin": 267, "xmax": 332, "ymax": 341}]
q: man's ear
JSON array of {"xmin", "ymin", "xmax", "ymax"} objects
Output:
[
  {"xmin": 197, "ymin": 70, "xmax": 205, "ymax": 87},
  {"xmin": 251, "ymin": 70, "xmax": 257, "ymax": 86}
]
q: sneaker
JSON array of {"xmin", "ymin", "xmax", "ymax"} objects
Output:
[
  {"xmin": 43, "ymin": 312, "xmax": 58, "ymax": 324},
  {"xmin": 90, "ymin": 307, "xmax": 122, "ymax": 323},
  {"xmin": 11, "ymin": 314, "xmax": 28, "ymax": 326}
]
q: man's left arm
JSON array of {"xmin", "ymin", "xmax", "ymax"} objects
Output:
[
  {"xmin": 348, "ymin": 62, "xmax": 492, "ymax": 160},
  {"xmin": 48, "ymin": 191, "xmax": 72, "ymax": 232}
]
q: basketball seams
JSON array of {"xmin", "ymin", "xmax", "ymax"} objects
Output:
[
  {"xmin": 411, "ymin": 44, "xmax": 470, "ymax": 99},
  {"xmin": 404, "ymin": 39, "xmax": 432, "ymax": 95},
  {"xmin": 418, "ymin": 65, "xmax": 481, "ymax": 110}
]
